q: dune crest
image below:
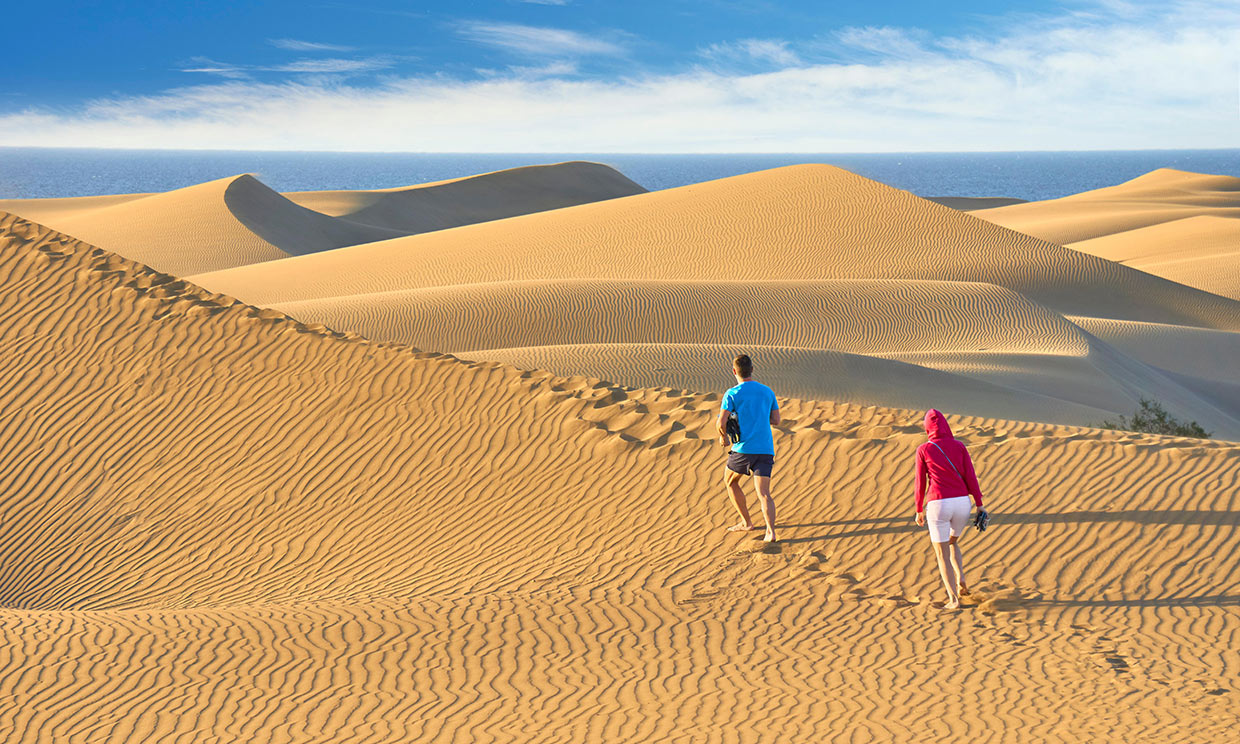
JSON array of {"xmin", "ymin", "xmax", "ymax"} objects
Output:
[{"xmin": 286, "ymin": 160, "xmax": 647, "ymax": 232}]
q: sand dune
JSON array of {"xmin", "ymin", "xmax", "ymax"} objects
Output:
[
  {"xmin": 0, "ymin": 174, "xmax": 404, "ymax": 275},
  {"xmin": 0, "ymin": 162, "xmax": 644, "ymax": 277},
  {"xmin": 285, "ymin": 160, "xmax": 647, "ymax": 232},
  {"xmin": 2, "ymin": 212, "xmax": 1239, "ymax": 742},
  {"xmin": 1066, "ymin": 215, "xmax": 1240, "ymax": 301},
  {"xmin": 181, "ymin": 164, "xmax": 1240, "ymax": 437},
  {"xmin": 192, "ymin": 165, "xmax": 1240, "ymax": 331},
  {"xmin": 269, "ymin": 278, "xmax": 1240, "ymax": 434},
  {"xmin": 1070, "ymin": 316, "xmax": 1240, "ymax": 383},
  {"xmin": 974, "ymin": 168, "xmax": 1240, "ymax": 244},
  {"xmin": 468, "ymin": 342, "xmax": 1115, "ymax": 423},
  {"xmin": 270, "ymin": 279, "xmax": 1090, "ymax": 357}
]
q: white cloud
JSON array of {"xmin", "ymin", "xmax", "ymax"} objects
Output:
[
  {"xmin": 701, "ymin": 39, "xmax": 800, "ymax": 67},
  {"xmin": 269, "ymin": 39, "xmax": 355, "ymax": 52},
  {"xmin": 181, "ymin": 56, "xmax": 395, "ymax": 78},
  {"xmin": 270, "ymin": 58, "xmax": 393, "ymax": 73},
  {"xmin": 834, "ymin": 26, "xmax": 934, "ymax": 59},
  {"xmin": 456, "ymin": 21, "xmax": 625, "ymax": 57},
  {"xmin": 518, "ymin": 0, "xmax": 573, "ymax": 5},
  {"xmin": 5, "ymin": 2, "xmax": 1238, "ymax": 152}
]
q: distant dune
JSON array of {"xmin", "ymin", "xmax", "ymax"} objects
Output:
[
  {"xmin": 175, "ymin": 164, "xmax": 1240, "ymax": 437},
  {"xmin": 1066, "ymin": 215, "xmax": 1240, "ymax": 301},
  {"xmin": 2, "ymin": 211, "xmax": 1239, "ymax": 742},
  {"xmin": 974, "ymin": 168, "xmax": 1240, "ymax": 244},
  {"xmin": 0, "ymin": 162, "xmax": 646, "ymax": 277},
  {"xmin": 285, "ymin": 160, "xmax": 647, "ymax": 232}
]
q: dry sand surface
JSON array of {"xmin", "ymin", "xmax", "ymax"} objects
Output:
[
  {"xmin": 2, "ymin": 160, "xmax": 1240, "ymax": 742},
  {"xmin": 2, "ymin": 212, "xmax": 1240, "ymax": 743},
  {"xmin": 1066, "ymin": 215, "xmax": 1240, "ymax": 301},
  {"xmin": 188, "ymin": 164, "xmax": 1240, "ymax": 437}
]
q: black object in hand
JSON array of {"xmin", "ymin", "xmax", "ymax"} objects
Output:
[
  {"xmin": 973, "ymin": 508, "xmax": 991, "ymax": 531},
  {"xmin": 725, "ymin": 412, "xmax": 741, "ymax": 444}
]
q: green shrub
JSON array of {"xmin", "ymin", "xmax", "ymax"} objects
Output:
[{"xmin": 1100, "ymin": 398, "xmax": 1212, "ymax": 439}]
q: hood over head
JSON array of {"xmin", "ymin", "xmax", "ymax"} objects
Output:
[{"xmin": 924, "ymin": 409, "xmax": 954, "ymax": 440}]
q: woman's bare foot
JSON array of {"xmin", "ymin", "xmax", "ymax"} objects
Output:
[
  {"xmin": 727, "ymin": 523, "xmax": 761, "ymax": 532},
  {"xmin": 958, "ymin": 584, "xmax": 970, "ymax": 597},
  {"xmin": 943, "ymin": 599, "xmax": 961, "ymax": 610},
  {"xmin": 763, "ymin": 530, "xmax": 777, "ymax": 543}
]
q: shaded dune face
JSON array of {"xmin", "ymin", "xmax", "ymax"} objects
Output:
[
  {"xmin": 0, "ymin": 162, "xmax": 647, "ymax": 279},
  {"xmin": 2, "ymin": 213, "xmax": 1240, "ymax": 742},
  {"xmin": 0, "ymin": 175, "xmax": 403, "ymax": 277},
  {"xmin": 285, "ymin": 160, "xmax": 648, "ymax": 232}
]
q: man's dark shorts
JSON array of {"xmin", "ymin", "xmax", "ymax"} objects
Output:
[{"xmin": 726, "ymin": 452, "xmax": 774, "ymax": 478}]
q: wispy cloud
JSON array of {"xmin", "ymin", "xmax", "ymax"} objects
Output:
[
  {"xmin": 517, "ymin": 0, "xmax": 573, "ymax": 5},
  {"xmin": 269, "ymin": 38, "xmax": 356, "ymax": 52},
  {"xmin": 456, "ymin": 21, "xmax": 625, "ymax": 57},
  {"xmin": 701, "ymin": 39, "xmax": 800, "ymax": 66},
  {"xmin": 181, "ymin": 55, "xmax": 396, "ymax": 78},
  {"xmin": 7, "ymin": 1, "xmax": 1238, "ymax": 152}
]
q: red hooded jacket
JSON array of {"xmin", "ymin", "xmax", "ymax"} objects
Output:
[{"xmin": 915, "ymin": 409, "xmax": 984, "ymax": 513}]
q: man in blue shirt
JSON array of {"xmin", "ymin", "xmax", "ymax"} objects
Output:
[{"xmin": 716, "ymin": 354, "xmax": 780, "ymax": 543}]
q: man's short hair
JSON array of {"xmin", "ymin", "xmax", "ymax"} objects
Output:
[{"xmin": 733, "ymin": 354, "xmax": 753, "ymax": 378}]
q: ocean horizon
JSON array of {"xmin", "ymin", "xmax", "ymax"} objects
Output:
[{"xmin": 2, "ymin": 147, "xmax": 1238, "ymax": 202}]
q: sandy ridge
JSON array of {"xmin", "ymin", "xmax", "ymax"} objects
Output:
[{"xmin": 190, "ymin": 165, "xmax": 1240, "ymax": 331}]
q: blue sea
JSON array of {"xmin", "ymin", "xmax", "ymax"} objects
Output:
[{"xmin": 2, "ymin": 147, "xmax": 1238, "ymax": 201}]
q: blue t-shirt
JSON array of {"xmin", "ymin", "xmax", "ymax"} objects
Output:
[{"xmin": 721, "ymin": 380, "xmax": 779, "ymax": 455}]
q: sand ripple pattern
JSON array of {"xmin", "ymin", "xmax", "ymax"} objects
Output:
[
  {"xmin": 271, "ymin": 279, "xmax": 1090, "ymax": 357},
  {"xmin": 191, "ymin": 165, "xmax": 1240, "ymax": 331},
  {"xmin": 1, "ymin": 213, "xmax": 1239, "ymax": 741}
]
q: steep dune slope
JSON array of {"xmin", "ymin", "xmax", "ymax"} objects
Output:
[
  {"xmin": 974, "ymin": 168, "xmax": 1240, "ymax": 245},
  {"xmin": 192, "ymin": 165, "xmax": 1240, "ymax": 330},
  {"xmin": 285, "ymin": 161, "xmax": 647, "ymax": 232},
  {"xmin": 4, "ymin": 174, "xmax": 405, "ymax": 276},
  {"xmin": 2, "ymin": 213, "xmax": 1240, "ymax": 742},
  {"xmin": 1067, "ymin": 215, "xmax": 1240, "ymax": 301}
]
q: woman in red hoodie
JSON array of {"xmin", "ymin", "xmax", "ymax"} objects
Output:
[{"xmin": 915, "ymin": 409, "xmax": 986, "ymax": 609}]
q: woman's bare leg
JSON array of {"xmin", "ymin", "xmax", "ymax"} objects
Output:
[
  {"xmin": 933, "ymin": 542, "xmax": 960, "ymax": 608},
  {"xmin": 949, "ymin": 536, "xmax": 968, "ymax": 595}
]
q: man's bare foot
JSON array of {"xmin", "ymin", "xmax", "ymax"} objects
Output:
[
  {"xmin": 727, "ymin": 523, "xmax": 761, "ymax": 532},
  {"xmin": 958, "ymin": 585, "xmax": 971, "ymax": 597},
  {"xmin": 763, "ymin": 531, "xmax": 777, "ymax": 543},
  {"xmin": 943, "ymin": 599, "xmax": 961, "ymax": 610}
]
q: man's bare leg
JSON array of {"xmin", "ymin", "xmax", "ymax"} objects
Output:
[
  {"xmin": 724, "ymin": 468, "xmax": 758, "ymax": 531},
  {"xmin": 753, "ymin": 474, "xmax": 776, "ymax": 542}
]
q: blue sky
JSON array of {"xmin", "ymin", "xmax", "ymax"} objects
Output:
[{"xmin": 2, "ymin": 1, "xmax": 1237, "ymax": 151}]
